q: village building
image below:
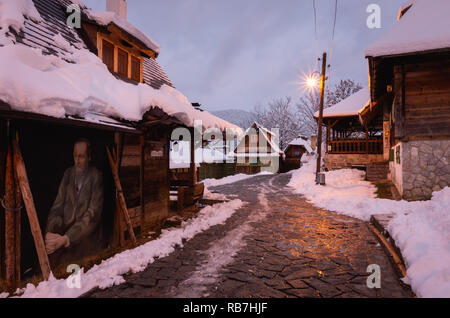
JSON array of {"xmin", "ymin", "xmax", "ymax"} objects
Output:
[
  {"xmin": 281, "ymin": 136, "xmax": 314, "ymax": 172},
  {"xmin": 233, "ymin": 122, "xmax": 284, "ymax": 174},
  {"xmin": 0, "ymin": 0, "xmax": 238, "ymax": 291},
  {"xmin": 314, "ymin": 87, "xmax": 387, "ymax": 181},
  {"xmin": 364, "ymin": 0, "xmax": 450, "ymax": 200}
]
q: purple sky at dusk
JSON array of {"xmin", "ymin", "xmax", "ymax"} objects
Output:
[{"xmin": 82, "ymin": 0, "xmax": 406, "ymax": 112}]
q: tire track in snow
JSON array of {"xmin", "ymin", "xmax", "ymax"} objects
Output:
[{"xmin": 171, "ymin": 188, "xmax": 271, "ymax": 298}]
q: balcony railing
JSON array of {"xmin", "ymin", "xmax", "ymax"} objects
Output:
[{"xmin": 328, "ymin": 139, "xmax": 383, "ymax": 154}]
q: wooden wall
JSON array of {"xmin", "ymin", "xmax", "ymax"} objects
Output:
[
  {"xmin": 394, "ymin": 59, "xmax": 450, "ymax": 138},
  {"xmin": 0, "ymin": 120, "xmax": 6, "ymax": 279},
  {"xmin": 118, "ymin": 127, "xmax": 169, "ymax": 237}
]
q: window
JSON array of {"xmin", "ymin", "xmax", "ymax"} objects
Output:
[
  {"xmin": 294, "ymin": 151, "xmax": 300, "ymax": 156},
  {"xmin": 102, "ymin": 40, "xmax": 114, "ymax": 71},
  {"xmin": 131, "ymin": 56, "xmax": 141, "ymax": 82},
  {"xmin": 117, "ymin": 48, "xmax": 128, "ymax": 77}
]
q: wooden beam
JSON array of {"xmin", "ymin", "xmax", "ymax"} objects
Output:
[
  {"xmin": 139, "ymin": 135, "xmax": 145, "ymax": 237},
  {"xmin": 12, "ymin": 137, "xmax": 51, "ymax": 281},
  {"xmin": 106, "ymin": 147, "xmax": 137, "ymax": 246}
]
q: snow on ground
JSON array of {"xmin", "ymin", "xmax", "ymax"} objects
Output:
[
  {"xmin": 9, "ymin": 199, "xmax": 244, "ymax": 298},
  {"xmin": 202, "ymin": 171, "xmax": 273, "ymax": 188},
  {"xmin": 288, "ymin": 159, "xmax": 450, "ymax": 298}
]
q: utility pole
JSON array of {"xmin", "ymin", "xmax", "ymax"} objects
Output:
[{"xmin": 316, "ymin": 52, "xmax": 327, "ymax": 177}]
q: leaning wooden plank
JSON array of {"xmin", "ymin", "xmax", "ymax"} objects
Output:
[
  {"xmin": 106, "ymin": 147, "xmax": 137, "ymax": 246},
  {"xmin": 12, "ymin": 138, "xmax": 51, "ymax": 280}
]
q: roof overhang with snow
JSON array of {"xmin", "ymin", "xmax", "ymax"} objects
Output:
[
  {"xmin": 314, "ymin": 87, "xmax": 370, "ymax": 120},
  {"xmin": 0, "ymin": 0, "xmax": 241, "ymax": 134},
  {"xmin": 365, "ymin": 0, "xmax": 450, "ymax": 59}
]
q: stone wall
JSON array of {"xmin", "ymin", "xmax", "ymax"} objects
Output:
[
  {"xmin": 401, "ymin": 139, "xmax": 450, "ymax": 201},
  {"xmin": 324, "ymin": 153, "xmax": 384, "ymax": 170}
]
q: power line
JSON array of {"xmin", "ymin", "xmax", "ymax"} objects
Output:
[
  {"xmin": 312, "ymin": 0, "xmax": 319, "ymax": 71},
  {"xmin": 327, "ymin": 0, "xmax": 339, "ymax": 92}
]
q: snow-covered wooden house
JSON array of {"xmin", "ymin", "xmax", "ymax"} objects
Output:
[
  {"xmin": 364, "ymin": 0, "xmax": 450, "ymax": 200},
  {"xmin": 281, "ymin": 136, "xmax": 313, "ymax": 172},
  {"xmin": 233, "ymin": 122, "xmax": 284, "ymax": 174},
  {"xmin": 314, "ymin": 87, "xmax": 385, "ymax": 176},
  {"xmin": 0, "ymin": 0, "xmax": 239, "ymax": 290}
]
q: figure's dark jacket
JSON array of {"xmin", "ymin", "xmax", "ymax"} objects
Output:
[{"xmin": 46, "ymin": 165, "xmax": 103, "ymax": 253}]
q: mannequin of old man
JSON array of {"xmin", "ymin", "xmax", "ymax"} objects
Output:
[{"xmin": 45, "ymin": 139, "xmax": 103, "ymax": 266}]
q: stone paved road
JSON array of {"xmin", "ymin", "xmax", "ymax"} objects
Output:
[{"xmin": 85, "ymin": 173, "xmax": 413, "ymax": 298}]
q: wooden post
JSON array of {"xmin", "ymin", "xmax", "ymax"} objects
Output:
[
  {"xmin": 190, "ymin": 128, "xmax": 197, "ymax": 186},
  {"xmin": 366, "ymin": 128, "xmax": 369, "ymax": 154},
  {"xmin": 106, "ymin": 147, "xmax": 137, "ymax": 246},
  {"xmin": 12, "ymin": 138, "xmax": 51, "ymax": 280}
]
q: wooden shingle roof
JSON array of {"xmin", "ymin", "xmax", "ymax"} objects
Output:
[{"xmin": 12, "ymin": 0, "xmax": 174, "ymax": 89}]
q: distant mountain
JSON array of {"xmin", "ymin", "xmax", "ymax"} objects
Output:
[{"xmin": 211, "ymin": 109, "xmax": 256, "ymax": 128}]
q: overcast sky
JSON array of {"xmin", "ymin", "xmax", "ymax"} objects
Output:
[{"xmin": 82, "ymin": 0, "xmax": 406, "ymax": 112}]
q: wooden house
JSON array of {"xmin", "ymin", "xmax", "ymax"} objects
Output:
[
  {"xmin": 314, "ymin": 87, "xmax": 386, "ymax": 180},
  {"xmin": 281, "ymin": 136, "xmax": 313, "ymax": 172},
  {"xmin": 364, "ymin": 0, "xmax": 450, "ymax": 200},
  {"xmin": 233, "ymin": 122, "xmax": 283, "ymax": 174},
  {"xmin": 0, "ymin": 0, "xmax": 237, "ymax": 291}
]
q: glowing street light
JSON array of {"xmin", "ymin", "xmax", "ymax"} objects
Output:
[{"xmin": 305, "ymin": 71, "xmax": 320, "ymax": 89}]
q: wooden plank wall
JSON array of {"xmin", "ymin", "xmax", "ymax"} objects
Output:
[
  {"xmin": 395, "ymin": 59, "xmax": 450, "ymax": 137},
  {"xmin": 118, "ymin": 129, "xmax": 169, "ymax": 237},
  {"xmin": 0, "ymin": 120, "xmax": 6, "ymax": 279}
]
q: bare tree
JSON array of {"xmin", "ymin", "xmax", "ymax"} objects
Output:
[
  {"xmin": 296, "ymin": 79, "xmax": 363, "ymax": 137},
  {"xmin": 326, "ymin": 79, "xmax": 363, "ymax": 107},
  {"xmin": 243, "ymin": 97, "xmax": 300, "ymax": 150}
]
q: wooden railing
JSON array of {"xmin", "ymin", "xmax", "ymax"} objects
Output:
[{"xmin": 328, "ymin": 139, "xmax": 383, "ymax": 154}]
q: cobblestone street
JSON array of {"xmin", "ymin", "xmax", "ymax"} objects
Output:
[{"xmin": 85, "ymin": 173, "xmax": 413, "ymax": 298}]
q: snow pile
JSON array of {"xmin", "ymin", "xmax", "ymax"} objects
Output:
[
  {"xmin": 366, "ymin": 0, "xmax": 450, "ymax": 57},
  {"xmin": 0, "ymin": 0, "xmax": 42, "ymax": 45},
  {"xmin": 203, "ymin": 171, "xmax": 272, "ymax": 188},
  {"xmin": 288, "ymin": 159, "xmax": 450, "ymax": 298},
  {"xmin": 11, "ymin": 199, "xmax": 244, "ymax": 298},
  {"xmin": 85, "ymin": 10, "xmax": 160, "ymax": 54},
  {"xmin": 314, "ymin": 87, "xmax": 369, "ymax": 118}
]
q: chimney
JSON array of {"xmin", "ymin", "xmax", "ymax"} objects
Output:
[{"xmin": 106, "ymin": 0, "xmax": 127, "ymax": 20}]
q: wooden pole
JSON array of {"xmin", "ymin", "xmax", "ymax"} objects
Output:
[
  {"xmin": 106, "ymin": 147, "xmax": 137, "ymax": 246},
  {"xmin": 14, "ymin": 165, "xmax": 21, "ymax": 287},
  {"xmin": 316, "ymin": 52, "xmax": 327, "ymax": 175},
  {"xmin": 190, "ymin": 128, "xmax": 197, "ymax": 186},
  {"xmin": 12, "ymin": 137, "xmax": 51, "ymax": 280}
]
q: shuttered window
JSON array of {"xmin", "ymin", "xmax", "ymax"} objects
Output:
[
  {"xmin": 102, "ymin": 40, "xmax": 114, "ymax": 71},
  {"xmin": 131, "ymin": 56, "xmax": 141, "ymax": 82},
  {"xmin": 117, "ymin": 48, "xmax": 128, "ymax": 77}
]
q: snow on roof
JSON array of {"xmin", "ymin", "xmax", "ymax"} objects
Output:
[
  {"xmin": 0, "ymin": 0, "xmax": 42, "ymax": 45},
  {"xmin": 365, "ymin": 0, "xmax": 450, "ymax": 58},
  {"xmin": 0, "ymin": 0, "xmax": 240, "ymax": 132},
  {"xmin": 286, "ymin": 138, "xmax": 313, "ymax": 153},
  {"xmin": 84, "ymin": 9, "xmax": 161, "ymax": 54},
  {"xmin": 314, "ymin": 87, "xmax": 370, "ymax": 118}
]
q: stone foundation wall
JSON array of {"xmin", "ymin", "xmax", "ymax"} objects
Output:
[
  {"xmin": 401, "ymin": 139, "xmax": 450, "ymax": 201},
  {"xmin": 324, "ymin": 153, "xmax": 384, "ymax": 170}
]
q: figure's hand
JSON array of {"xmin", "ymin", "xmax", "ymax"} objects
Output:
[{"xmin": 45, "ymin": 233, "xmax": 70, "ymax": 254}]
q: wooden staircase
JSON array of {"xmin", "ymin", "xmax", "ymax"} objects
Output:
[{"xmin": 366, "ymin": 161, "xmax": 389, "ymax": 182}]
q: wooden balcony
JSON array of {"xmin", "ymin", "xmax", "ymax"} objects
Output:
[{"xmin": 328, "ymin": 139, "xmax": 383, "ymax": 154}]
